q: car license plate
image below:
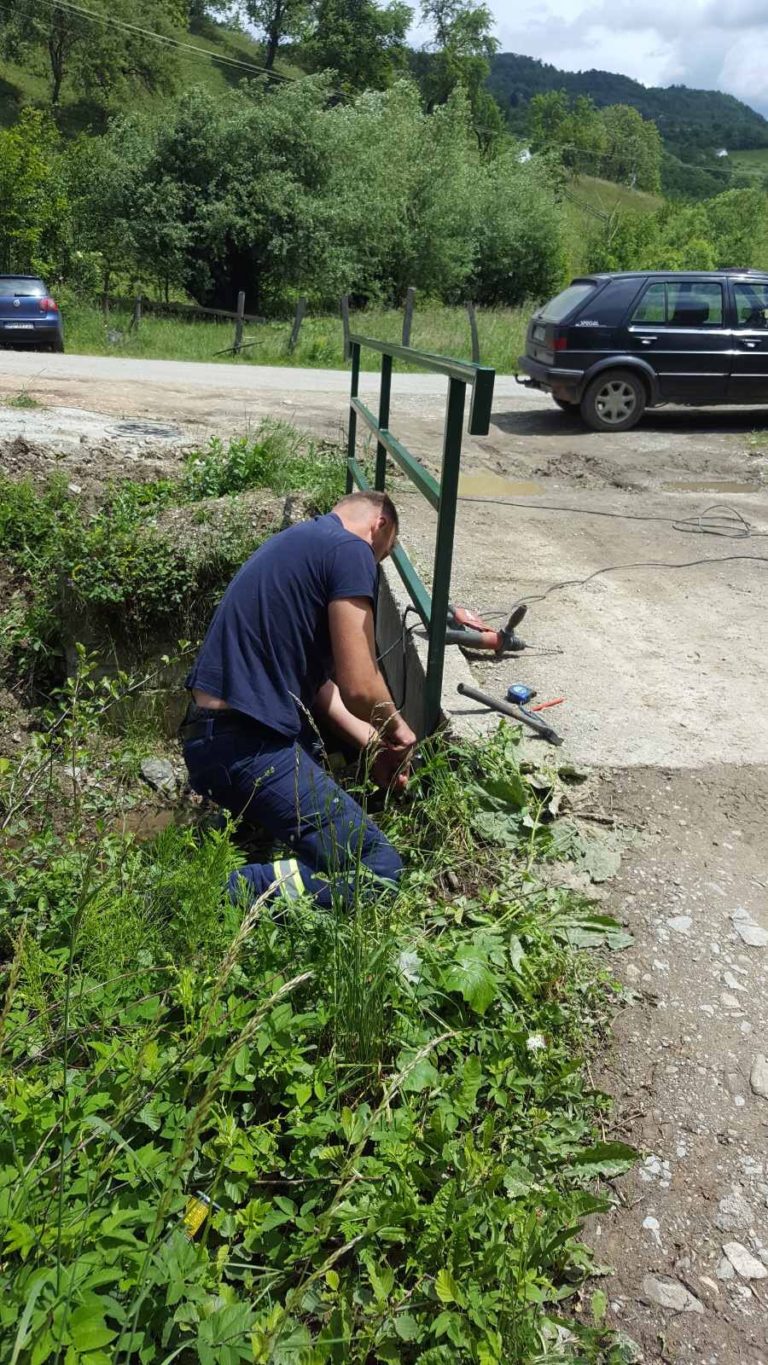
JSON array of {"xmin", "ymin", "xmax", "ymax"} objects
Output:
[{"xmin": 4, "ymin": 322, "xmax": 34, "ymax": 330}]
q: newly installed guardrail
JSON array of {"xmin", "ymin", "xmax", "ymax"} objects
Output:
[{"xmin": 346, "ymin": 336, "xmax": 496, "ymax": 732}]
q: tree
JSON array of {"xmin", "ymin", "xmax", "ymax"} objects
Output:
[
  {"xmin": 0, "ymin": 110, "xmax": 68, "ymax": 274},
  {"xmin": 0, "ymin": 0, "xmax": 177, "ymax": 106},
  {"xmin": 602, "ymin": 104, "xmax": 662, "ymax": 192},
  {"xmin": 245, "ymin": 0, "xmax": 310, "ymax": 70},
  {"xmin": 417, "ymin": 0, "xmax": 499, "ymax": 137},
  {"xmin": 303, "ymin": 0, "xmax": 411, "ymax": 91}
]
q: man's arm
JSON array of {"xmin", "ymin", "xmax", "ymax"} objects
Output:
[
  {"xmin": 328, "ymin": 597, "xmax": 416, "ymax": 749},
  {"xmin": 313, "ymin": 680, "xmax": 376, "ymax": 749}
]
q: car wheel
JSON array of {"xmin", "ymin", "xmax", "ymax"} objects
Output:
[
  {"xmin": 553, "ymin": 396, "xmax": 578, "ymax": 411},
  {"xmin": 581, "ymin": 369, "xmax": 646, "ymax": 432},
  {"xmin": 49, "ymin": 335, "xmax": 64, "ymax": 353}
]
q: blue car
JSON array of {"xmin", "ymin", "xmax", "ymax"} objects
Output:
[{"xmin": 0, "ymin": 275, "xmax": 64, "ymax": 351}]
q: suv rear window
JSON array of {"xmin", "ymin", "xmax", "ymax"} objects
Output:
[
  {"xmin": 538, "ymin": 282, "xmax": 596, "ymax": 323},
  {"xmin": 631, "ymin": 281, "xmax": 724, "ymax": 327},
  {"xmin": 0, "ymin": 277, "xmax": 45, "ymax": 296}
]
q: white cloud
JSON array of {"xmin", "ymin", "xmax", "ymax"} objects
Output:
[{"xmin": 409, "ymin": 0, "xmax": 768, "ymax": 114}]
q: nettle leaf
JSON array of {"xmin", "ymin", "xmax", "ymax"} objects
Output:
[
  {"xmin": 443, "ymin": 946, "xmax": 497, "ymax": 1015},
  {"xmin": 67, "ymin": 1306, "xmax": 118, "ymax": 1353},
  {"xmin": 137, "ymin": 1100, "xmax": 162, "ymax": 1133},
  {"xmin": 435, "ymin": 1268, "xmax": 461, "ymax": 1305},
  {"xmin": 565, "ymin": 1142, "xmax": 638, "ymax": 1179},
  {"xmin": 577, "ymin": 838, "xmax": 622, "ymax": 884},
  {"xmin": 396, "ymin": 1050, "xmax": 440, "ymax": 1094},
  {"xmin": 478, "ymin": 773, "xmax": 527, "ymax": 811},
  {"xmin": 394, "ymin": 1312, "xmax": 420, "ymax": 1342},
  {"xmin": 555, "ymin": 913, "xmax": 633, "ymax": 951}
]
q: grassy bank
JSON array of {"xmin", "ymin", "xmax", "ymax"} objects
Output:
[
  {"xmin": 0, "ymin": 430, "xmax": 637, "ymax": 1363},
  {"xmin": 63, "ymin": 301, "xmax": 530, "ymax": 374}
]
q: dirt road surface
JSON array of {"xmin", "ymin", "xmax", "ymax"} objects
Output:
[{"xmin": 2, "ymin": 351, "xmax": 768, "ymax": 1363}]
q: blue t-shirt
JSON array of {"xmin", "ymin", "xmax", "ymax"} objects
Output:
[{"xmin": 186, "ymin": 513, "xmax": 378, "ymax": 737}]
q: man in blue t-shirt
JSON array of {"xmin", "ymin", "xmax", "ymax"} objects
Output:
[{"xmin": 181, "ymin": 490, "xmax": 415, "ymax": 909}]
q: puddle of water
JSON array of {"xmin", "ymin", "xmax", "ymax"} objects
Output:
[
  {"xmin": 111, "ymin": 419, "xmax": 181, "ymax": 439},
  {"xmin": 662, "ymin": 480, "xmax": 758, "ymax": 494},
  {"xmin": 458, "ymin": 473, "xmax": 544, "ymax": 498}
]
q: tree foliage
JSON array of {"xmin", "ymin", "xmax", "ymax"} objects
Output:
[
  {"xmin": 0, "ymin": 0, "xmax": 177, "ymax": 106},
  {"xmin": 0, "ymin": 109, "xmax": 68, "ymax": 274},
  {"xmin": 528, "ymin": 91, "xmax": 662, "ymax": 192},
  {"xmin": 302, "ymin": 0, "xmax": 411, "ymax": 91},
  {"xmin": 587, "ymin": 187, "xmax": 768, "ymax": 273}
]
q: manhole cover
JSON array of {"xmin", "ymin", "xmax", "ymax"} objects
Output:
[{"xmin": 111, "ymin": 420, "xmax": 181, "ymax": 439}]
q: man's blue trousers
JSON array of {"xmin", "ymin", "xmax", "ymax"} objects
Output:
[{"xmin": 182, "ymin": 709, "xmax": 402, "ymax": 909}]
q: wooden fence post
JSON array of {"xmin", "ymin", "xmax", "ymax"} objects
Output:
[
  {"xmin": 340, "ymin": 293, "xmax": 351, "ymax": 362},
  {"xmin": 130, "ymin": 294, "xmax": 142, "ymax": 333},
  {"xmin": 402, "ymin": 286, "xmax": 415, "ymax": 348},
  {"xmin": 288, "ymin": 297, "xmax": 307, "ymax": 353},
  {"xmin": 233, "ymin": 290, "xmax": 245, "ymax": 354},
  {"xmin": 466, "ymin": 300, "xmax": 480, "ymax": 364}
]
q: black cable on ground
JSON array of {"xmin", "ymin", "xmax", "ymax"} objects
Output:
[
  {"xmin": 509, "ymin": 552, "xmax": 768, "ymax": 610},
  {"xmin": 457, "ymin": 496, "xmax": 768, "ymax": 540}
]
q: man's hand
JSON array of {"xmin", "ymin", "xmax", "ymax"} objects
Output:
[{"xmin": 370, "ymin": 744, "xmax": 411, "ymax": 793}]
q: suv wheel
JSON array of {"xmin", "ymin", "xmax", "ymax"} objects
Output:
[{"xmin": 581, "ymin": 369, "xmax": 646, "ymax": 432}]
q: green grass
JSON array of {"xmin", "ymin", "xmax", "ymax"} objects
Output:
[
  {"xmin": 0, "ymin": 21, "xmax": 281, "ymax": 132},
  {"xmin": 65, "ymin": 299, "xmax": 530, "ymax": 373},
  {"xmin": 729, "ymin": 148, "xmax": 768, "ymax": 184},
  {"xmin": 563, "ymin": 175, "xmax": 663, "ymax": 275}
]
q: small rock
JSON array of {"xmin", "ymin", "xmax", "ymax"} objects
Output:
[
  {"xmin": 720, "ymin": 992, "xmax": 742, "ymax": 1010},
  {"xmin": 750, "ymin": 1055, "xmax": 768, "ymax": 1100},
  {"xmin": 643, "ymin": 1215, "xmax": 662, "ymax": 1246},
  {"xmin": 714, "ymin": 1191, "xmax": 753, "ymax": 1232},
  {"xmin": 723, "ymin": 970, "xmax": 746, "ymax": 992},
  {"xmin": 641, "ymin": 1274, "xmax": 704, "ymax": 1313},
  {"xmin": 625, "ymin": 964, "xmax": 641, "ymax": 980},
  {"xmin": 140, "ymin": 757, "xmax": 178, "ymax": 796},
  {"xmin": 716, "ymin": 1256, "xmax": 735, "ymax": 1281},
  {"xmin": 722, "ymin": 1241, "xmax": 768, "ymax": 1280},
  {"xmin": 667, "ymin": 915, "xmax": 692, "ymax": 934},
  {"xmin": 731, "ymin": 913, "xmax": 768, "ymax": 947}
]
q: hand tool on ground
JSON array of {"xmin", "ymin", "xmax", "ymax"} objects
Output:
[
  {"xmin": 530, "ymin": 697, "xmax": 565, "ymax": 713},
  {"xmin": 456, "ymin": 681, "xmax": 564, "ymax": 746},
  {"xmin": 505, "ymin": 683, "xmax": 566, "ymax": 734},
  {"xmin": 445, "ymin": 604, "xmax": 527, "ymax": 654}
]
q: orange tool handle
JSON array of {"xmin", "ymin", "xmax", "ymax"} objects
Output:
[{"xmin": 530, "ymin": 697, "xmax": 565, "ymax": 713}]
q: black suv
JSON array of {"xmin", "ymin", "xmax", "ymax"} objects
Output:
[{"xmin": 518, "ymin": 269, "xmax": 768, "ymax": 431}]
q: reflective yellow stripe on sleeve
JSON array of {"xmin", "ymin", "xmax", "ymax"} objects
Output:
[{"xmin": 273, "ymin": 858, "xmax": 304, "ymax": 901}]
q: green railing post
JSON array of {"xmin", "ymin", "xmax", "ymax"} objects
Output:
[
  {"xmin": 375, "ymin": 352, "xmax": 392, "ymax": 491},
  {"xmin": 424, "ymin": 377, "xmax": 466, "ymax": 732},
  {"xmin": 346, "ymin": 341, "xmax": 361, "ymax": 494},
  {"xmin": 345, "ymin": 332, "xmax": 495, "ymax": 734}
]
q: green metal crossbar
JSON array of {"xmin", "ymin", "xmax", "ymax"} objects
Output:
[{"xmin": 346, "ymin": 333, "xmax": 496, "ymax": 732}]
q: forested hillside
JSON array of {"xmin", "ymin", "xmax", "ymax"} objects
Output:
[
  {"xmin": 1, "ymin": 0, "xmax": 768, "ymax": 321},
  {"xmin": 488, "ymin": 52, "xmax": 768, "ymax": 155}
]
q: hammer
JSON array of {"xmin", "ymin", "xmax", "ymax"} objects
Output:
[{"xmin": 456, "ymin": 682, "xmax": 564, "ymax": 746}]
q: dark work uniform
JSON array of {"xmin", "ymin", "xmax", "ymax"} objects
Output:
[{"xmin": 182, "ymin": 513, "xmax": 402, "ymax": 908}]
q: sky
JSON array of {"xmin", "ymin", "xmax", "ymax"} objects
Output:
[{"xmin": 411, "ymin": 0, "xmax": 768, "ymax": 115}]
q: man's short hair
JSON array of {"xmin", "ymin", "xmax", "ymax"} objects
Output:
[{"xmin": 333, "ymin": 490, "xmax": 399, "ymax": 534}]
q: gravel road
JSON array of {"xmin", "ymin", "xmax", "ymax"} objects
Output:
[{"xmin": 2, "ymin": 352, "xmax": 767, "ymax": 1363}]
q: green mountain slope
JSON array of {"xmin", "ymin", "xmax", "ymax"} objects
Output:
[
  {"xmin": 0, "ymin": 22, "xmax": 275, "ymax": 132},
  {"xmin": 488, "ymin": 52, "xmax": 768, "ymax": 156}
]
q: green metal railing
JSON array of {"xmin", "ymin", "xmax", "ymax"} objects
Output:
[{"xmin": 346, "ymin": 335, "xmax": 496, "ymax": 732}]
